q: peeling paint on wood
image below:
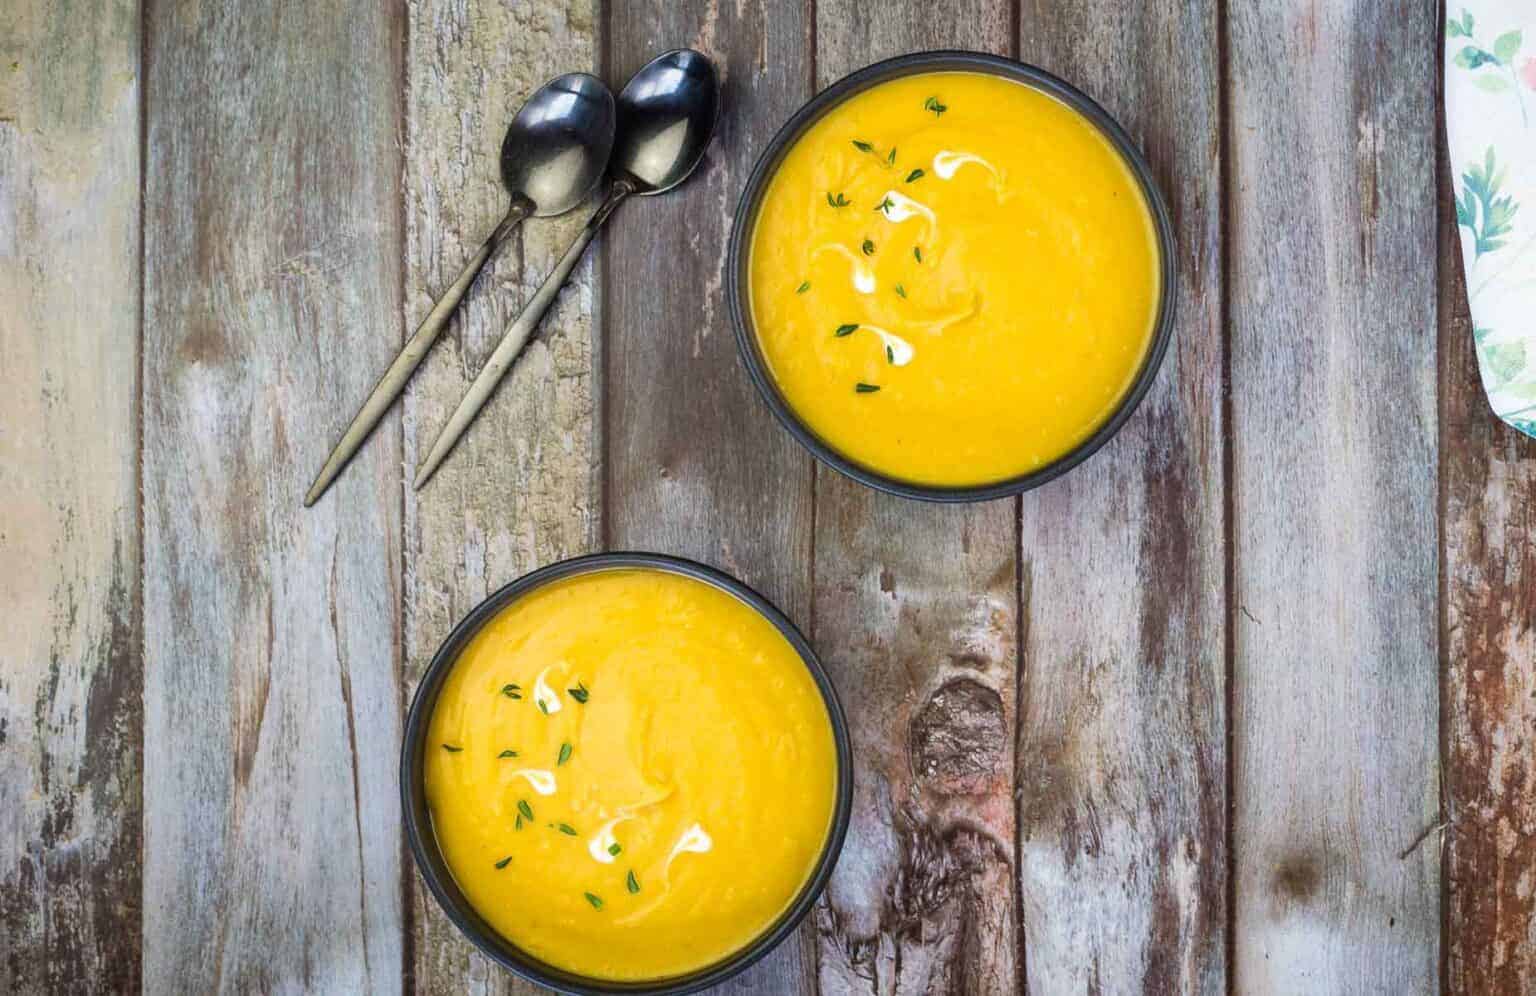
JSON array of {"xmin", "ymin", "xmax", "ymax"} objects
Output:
[
  {"xmin": 141, "ymin": 2, "xmax": 406, "ymax": 990},
  {"xmin": 811, "ymin": 4, "xmax": 1020, "ymax": 994},
  {"xmin": 1440, "ymin": 135, "xmax": 1536, "ymax": 994},
  {"xmin": 400, "ymin": 0, "xmax": 599, "ymax": 991},
  {"xmin": 1229, "ymin": 2, "xmax": 1439, "ymax": 990},
  {"xmin": 0, "ymin": 1, "xmax": 142, "ymax": 991},
  {"xmin": 1013, "ymin": 2, "xmax": 1227, "ymax": 993}
]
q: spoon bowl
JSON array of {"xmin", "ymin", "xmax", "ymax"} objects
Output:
[
  {"xmin": 612, "ymin": 49, "xmax": 719, "ymax": 195},
  {"xmin": 501, "ymin": 72, "xmax": 616, "ymax": 216}
]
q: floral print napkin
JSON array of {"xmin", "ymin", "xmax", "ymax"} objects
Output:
[{"xmin": 1446, "ymin": 3, "xmax": 1536, "ymax": 438}]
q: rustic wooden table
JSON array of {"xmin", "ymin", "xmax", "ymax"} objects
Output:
[{"xmin": 4, "ymin": 0, "xmax": 1533, "ymax": 992}]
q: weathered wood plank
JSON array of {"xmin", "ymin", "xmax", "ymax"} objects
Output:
[
  {"xmin": 811, "ymin": 482, "xmax": 1018, "ymax": 996},
  {"xmin": 602, "ymin": 2, "xmax": 817, "ymax": 992},
  {"xmin": 808, "ymin": 5, "xmax": 1021, "ymax": 995},
  {"xmin": 1228, "ymin": 2, "xmax": 1439, "ymax": 990},
  {"xmin": 0, "ymin": 1, "xmax": 142, "ymax": 991},
  {"xmin": 400, "ymin": 0, "xmax": 599, "ymax": 991},
  {"xmin": 1011, "ymin": 2, "xmax": 1227, "ymax": 992},
  {"xmin": 1441, "ymin": 129, "xmax": 1536, "ymax": 993},
  {"xmin": 141, "ymin": 3, "xmax": 405, "ymax": 990}
]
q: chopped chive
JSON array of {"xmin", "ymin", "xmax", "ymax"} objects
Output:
[
  {"xmin": 886, "ymin": 147, "xmax": 896, "ymax": 165},
  {"xmin": 875, "ymin": 195, "xmax": 894, "ymax": 215},
  {"xmin": 886, "ymin": 344, "xmax": 895, "ymax": 363},
  {"xmin": 515, "ymin": 813, "xmax": 524, "ymax": 830},
  {"xmin": 894, "ymin": 283, "xmax": 907, "ymax": 299},
  {"xmin": 584, "ymin": 892, "xmax": 604, "ymax": 910},
  {"xmin": 498, "ymin": 749, "xmax": 518, "ymax": 759},
  {"xmin": 796, "ymin": 280, "xmax": 810, "ymax": 294},
  {"xmin": 538, "ymin": 699, "xmax": 549, "ymax": 715},
  {"xmin": 558, "ymin": 823, "xmax": 578, "ymax": 836},
  {"xmin": 924, "ymin": 96, "xmax": 947, "ymax": 116},
  {"xmin": 826, "ymin": 192, "xmax": 851, "ymax": 208},
  {"xmin": 861, "ymin": 239, "xmax": 875, "ymax": 256},
  {"xmin": 914, "ymin": 246, "xmax": 922, "ymax": 262},
  {"xmin": 501, "ymin": 683, "xmax": 520, "ymax": 697},
  {"xmin": 558, "ymin": 742, "xmax": 573, "ymax": 766},
  {"xmin": 608, "ymin": 842, "xmax": 622, "ymax": 856},
  {"xmin": 851, "ymin": 139, "xmax": 874, "ymax": 153},
  {"xmin": 518, "ymin": 800, "xmax": 534, "ymax": 821},
  {"xmin": 494, "ymin": 856, "xmax": 512, "ymax": 869},
  {"xmin": 906, "ymin": 168, "xmax": 925, "ymax": 183},
  {"xmin": 441, "ymin": 744, "xmax": 463, "ymax": 753},
  {"xmin": 626, "ymin": 870, "xmax": 641, "ymax": 894},
  {"xmin": 855, "ymin": 383, "xmax": 881, "ymax": 393},
  {"xmin": 834, "ymin": 323, "xmax": 858, "ymax": 338},
  {"xmin": 568, "ymin": 682, "xmax": 589, "ymax": 704}
]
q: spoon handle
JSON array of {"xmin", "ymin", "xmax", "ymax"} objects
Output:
[
  {"xmin": 303, "ymin": 202, "xmax": 530, "ymax": 506},
  {"xmin": 413, "ymin": 183, "xmax": 632, "ymax": 490}
]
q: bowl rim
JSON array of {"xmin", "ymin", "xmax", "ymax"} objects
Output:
[
  {"xmin": 400, "ymin": 551, "xmax": 854, "ymax": 996},
  {"xmin": 726, "ymin": 49, "xmax": 1179, "ymax": 503}
]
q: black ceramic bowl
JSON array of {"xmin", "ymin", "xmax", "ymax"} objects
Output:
[
  {"xmin": 401, "ymin": 552, "xmax": 853, "ymax": 995},
  {"xmin": 728, "ymin": 50, "xmax": 1177, "ymax": 503}
]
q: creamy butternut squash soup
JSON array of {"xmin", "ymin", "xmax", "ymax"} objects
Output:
[
  {"xmin": 748, "ymin": 71, "xmax": 1161, "ymax": 487},
  {"xmin": 424, "ymin": 568, "xmax": 838, "ymax": 981}
]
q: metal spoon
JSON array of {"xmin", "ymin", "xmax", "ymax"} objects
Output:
[
  {"xmin": 303, "ymin": 73, "xmax": 616, "ymax": 507},
  {"xmin": 412, "ymin": 49, "xmax": 720, "ymax": 490}
]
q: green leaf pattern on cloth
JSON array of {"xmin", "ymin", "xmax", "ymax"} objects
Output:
[
  {"xmin": 1447, "ymin": 3, "xmax": 1536, "ymax": 438},
  {"xmin": 1458, "ymin": 148, "xmax": 1519, "ymax": 257}
]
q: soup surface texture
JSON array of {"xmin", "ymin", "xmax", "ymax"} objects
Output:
[
  {"xmin": 424, "ymin": 568, "xmax": 838, "ymax": 981},
  {"xmin": 748, "ymin": 70, "xmax": 1160, "ymax": 487}
]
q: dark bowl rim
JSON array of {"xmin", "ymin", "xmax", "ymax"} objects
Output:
[
  {"xmin": 400, "ymin": 551, "xmax": 854, "ymax": 996},
  {"xmin": 726, "ymin": 49, "xmax": 1179, "ymax": 503}
]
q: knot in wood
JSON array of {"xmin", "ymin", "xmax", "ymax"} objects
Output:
[{"xmin": 909, "ymin": 677, "xmax": 1005, "ymax": 794}]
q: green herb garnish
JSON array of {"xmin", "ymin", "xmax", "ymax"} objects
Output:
[
  {"xmin": 515, "ymin": 814, "xmax": 524, "ymax": 830},
  {"xmin": 441, "ymin": 744, "xmax": 463, "ymax": 753},
  {"xmin": 826, "ymin": 192, "xmax": 851, "ymax": 208},
  {"xmin": 924, "ymin": 96, "xmax": 947, "ymax": 116},
  {"xmin": 608, "ymin": 843, "xmax": 622, "ymax": 857},
  {"xmin": 914, "ymin": 246, "xmax": 922, "ymax": 262},
  {"xmin": 875, "ymin": 195, "xmax": 894, "ymax": 215},
  {"xmin": 584, "ymin": 892, "xmax": 604, "ymax": 910},
  {"xmin": 886, "ymin": 345, "xmax": 895, "ymax": 364},
  {"xmin": 495, "ymin": 856, "xmax": 511, "ymax": 869},
  {"xmin": 518, "ymin": 800, "xmax": 534, "ymax": 821},
  {"xmin": 538, "ymin": 699, "xmax": 549, "ymax": 715},
  {"xmin": 834, "ymin": 323, "xmax": 858, "ymax": 338},
  {"xmin": 894, "ymin": 283, "xmax": 906, "ymax": 299},
  {"xmin": 498, "ymin": 749, "xmax": 518, "ymax": 759},
  {"xmin": 626, "ymin": 870, "xmax": 641, "ymax": 894},
  {"xmin": 796, "ymin": 281, "xmax": 810, "ymax": 294},
  {"xmin": 558, "ymin": 823, "xmax": 578, "ymax": 836},
  {"xmin": 501, "ymin": 683, "xmax": 521, "ymax": 697},
  {"xmin": 886, "ymin": 147, "xmax": 896, "ymax": 165},
  {"xmin": 861, "ymin": 239, "xmax": 875, "ymax": 256},
  {"xmin": 906, "ymin": 168, "xmax": 925, "ymax": 183},
  {"xmin": 851, "ymin": 139, "xmax": 874, "ymax": 153},
  {"xmin": 558, "ymin": 742, "xmax": 572, "ymax": 766},
  {"xmin": 568, "ymin": 682, "xmax": 589, "ymax": 704},
  {"xmin": 855, "ymin": 383, "xmax": 881, "ymax": 393}
]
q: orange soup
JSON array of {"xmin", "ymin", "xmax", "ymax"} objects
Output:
[
  {"xmin": 749, "ymin": 71, "xmax": 1161, "ymax": 486},
  {"xmin": 424, "ymin": 568, "xmax": 838, "ymax": 980}
]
